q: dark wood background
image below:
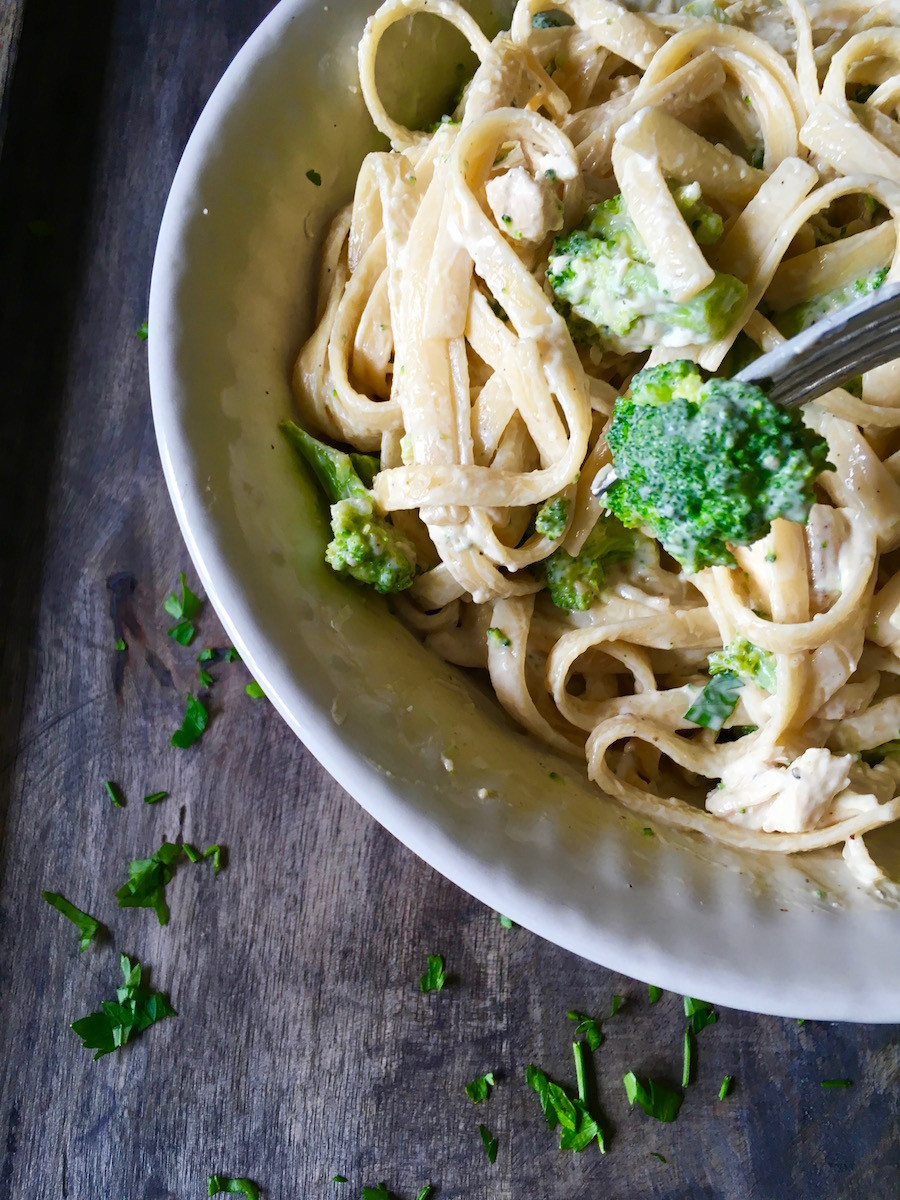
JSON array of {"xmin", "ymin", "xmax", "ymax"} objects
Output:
[{"xmin": 0, "ymin": 2, "xmax": 898, "ymax": 1196}]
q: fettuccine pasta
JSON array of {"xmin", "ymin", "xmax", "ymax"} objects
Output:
[{"xmin": 292, "ymin": 0, "xmax": 900, "ymax": 888}]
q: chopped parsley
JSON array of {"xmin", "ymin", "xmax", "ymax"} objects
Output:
[
  {"xmin": 648, "ymin": 984, "xmax": 662, "ymax": 1004},
  {"xmin": 306, "ymin": 169, "xmax": 322, "ymax": 186},
  {"xmin": 682, "ymin": 1028, "xmax": 692, "ymax": 1087},
  {"xmin": 115, "ymin": 841, "xmax": 185, "ymax": 925},
  {"xmin": 245, "ymin": 680, "xmax": 266, "ymax": 699},
  {"xmin": 718, "ymin": 1075, "xmax": 733, "ymax": 1100},
  {"xmin": 486, "ymin": 627, "xmax": 511, "ymax": 648},
  {"xmin": 567, "ymin": 1010, "xmax": 603, "ymax": 1051},
  {"xmin": 197, "ymin": 647, "xmax": 216, "ymax": 662},
  {"xmin": 136, "ymin": 321, "xmax": 149, "ymax": 340},
  {"xmin": 332, "ymin": 1178, "xmax": 348, "ymax": 1185},
  {"xmin": 478, "ymin": 1123, "xmax": 498, "ymax": 1164},
  {"xmin": 684, "ymin": 671, "xmax": 742, "ymax": 730},
  {"xmin": 171, "ymin": 693, "xmax": 208, "ymax": 748},
  {"xmin": 42, "ymin": 890, "xmax": 102, "ymax": 951},
  {"xmin": 199, "ymin": 668, "xmax": 214, "ymax": 687},
  {"xmin": 115, "ymin": 638, "xmax": 126, "ymax": 651},
  {"xmin": 104, "ymin": 780, "xmax": 125, "ymax": 808},
  {"xmin": 362, "ymin": 1185, "xmax": 391, "ymax": 1200},
  {"xmin": 821, "ymin": 1079, "xmax": 852, "ymax": 1089},
  {"xmin": 225, "ymin": 646, "xmax": 241, "ymax": 662},
  {"xmin": 683, "ymin": 996, "xmax": 717, "ymax": 1033},
  {"xmin": 204, "ymin": 843, "xmax": 223, "ymax": 875},
  {"xmin": 164, "ymin": 572, "xmax": 201, "ymax": 644},
  {"xmin": 465, "ymin": 1072, "xmax": 495, "ymax": 1103},
  {"xmin": 610, "ymin": 994, "xmax": 623, "ymax": 1016},
  {"xmin": 71, "ymin": 954, "xmax": 175, "ymax": 1059},
  {"xmin": 651, "ymin": 1152, "xmax": 667, "ymax": 1163},
  {"xmin": 143, "ymin": 790, "xmax": 167, "ymax": 805},
  {"xmin": 419, "ymin": 954, "xmax": 446, "ymax": 993},
  {"xmin": 526, "ymin": 1047, "xmax": 605, "ymax": 1153},
  {"xmin": 497, "ymin": 913, "xmax": 514, "ymax": 928},
  {"xmin": 207, "ymin": 1177, "xmax": 260, "ymax": 1198},
  {"xmin": 623, "ymin": 1071, "xmax": 683, "ymax": 1123},
  {"xmin": 416, "ymin": 1189, "xmax": 433, "ymax": 1200}
]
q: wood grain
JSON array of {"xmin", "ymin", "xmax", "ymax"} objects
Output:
[{"xmin": 0, "ymin": 3, "xmax": 898, "ymax": 1198}]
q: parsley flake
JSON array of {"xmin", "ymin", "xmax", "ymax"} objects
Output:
[
  {"xmin": 197, "ymin": 647, "xmax": 216, "ymax": 662},
  {"xmin": 682, "ymin": 1028, "xmax": 692, "ymax": 1087},
  {"xmin": 104, "ymin": 780, "xmax": 125, "ymax": 808},
  {"xmin": 71, "ymin": 954, "xmax": 175, "ymax": 1059},
  {"xmin": 416, "ymin": 1188, "xmax": 433, "ymax": 1200},
  {"xmin": 648, "ymin": 984, "xmax": 662, "ymax": 1004},
  {"xmin": 204, "ymin": 843, "xmax": 223, "ymax": 875},
  {"xmin": 136, "ymin": 321, "xmax": 149, "ymax": 340},
  {"xmin": 115, "ymin": 841, "xmax": 184, "ymax": 925},
  {"xmin": 623, "ymin": 1072, "xmax": 683, "ymax": 1123},
  {"xmin": 306, "ymin": 169, "xmax": 322, "ymax": 186},
  {"xmin": 42, "ymin": 890, "xmax": 102, "ymax": 951},
  {"xmin": 332, "ymin": 1177, "xmax": 348, "ymax": 1184},
  {"xmin": 465, "ymin": 1072, "xmax": 495, "ymax": 1103},
  {"xmin": 171, "ymin": 693, "xmax": 208, "ymax": 748},
  {"xmin": 526, "ymin": 1049, "xmax": 605, "ymax": 1153},
  {"xmin": 718, "ymin": 1075, "xmax": 733, "ymax": 1100},
  {"xmin": 361, "ymin": 1185, "xmax": 391, "ymax": 1200},
  {"xmin": 497, "ymin": 913, "xmax": 514, "ymax": 928},
  {"xmin": 207, "ymin": 1176, "xmax": 260, "ymax": 1197},
  {"xmin": 164, "ymin": 571, "xmax": 201, "ymax": 621},
  {"xmin": 684, "ymin": 671, "xmax": 742, "ymax": 730},
  {"xmin": 478, "ymin": 1123, "xmax": 498, "ymax": 1164},
  {"xmin": 419, "ymin": 954, "xmax": 446, "ymax": 993},
  {"xmin": 610, "ymin": 994, "xmax": 623, "ymax": 1016},
  {"xmin": 143, "ymin": 790, "xmax": 167, "ymax": 805},
  {"xmin": 115, "ymin": 638, "xmax": 126, "ymax": 651},
  {"xmin": 225, "ymin": 646, "xmax": 241, "ymax": 662},
  {"xmin": 199, "ymin": 668, "xmax": 214, "ymax": 687},
  {"xmin": 183, "ymin": 843, "xmax": 202, "ymax": 863},
  {"xmin": 566, "ymin": 1010, "xmax": 603, "ymax": 1051},
  {"xmin": 683, "ymin": 996, "xmax": 717, "ymax": 1033},
  {"xmin": 168, "ymin": 618, "xmax": 196, "ymax": 646},
  {"xmin": 651, "ymin": 1152, "xmax": 667, "ymax": 1163},
  {"xmin": 821, "ymin": 1079, "xmax": 852, "ymax": 1089},
  {"xmin": 245, "ymin": 680, "xmax": 265, "ymax": 699}
]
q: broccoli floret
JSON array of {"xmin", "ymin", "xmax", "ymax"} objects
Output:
[
  {"xmin": 535, "ymin": 515, "xmax": 635, "ymax": 610},
  {"xmin": 709, "ymin": 635, "xmax": 776, "ymax": 693},
  {"xmin": 547, "ymin": 186, "xmax": 746, "ymax": 354},
  {"xmin": 604, "ymin": 361, "xmax": 832, "ymax": 572},
  {"xmin": 535, "ymin": 496, "xmax": 570, "ymax": 541},
  {"xmin": 281, "ymin": 420, "xmax": 416, "ymax": 594},
  {"xmin": 772, "ymin": 267, "xmax": 887, "ymax": 340}
]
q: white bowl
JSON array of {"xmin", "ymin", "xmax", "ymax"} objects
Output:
[{"xmin": 149, "ymin": 0, "xmax": 900, "ymax": 1020}]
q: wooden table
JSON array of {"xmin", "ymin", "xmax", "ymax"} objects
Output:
[{"xmin": 0, "ymin": 2, "xmax": 897, "ymax": 1196}]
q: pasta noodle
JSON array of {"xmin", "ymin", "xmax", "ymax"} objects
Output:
[{"xmin": 292, "ymin": 0, "xmax": 900, "ymax": 889}]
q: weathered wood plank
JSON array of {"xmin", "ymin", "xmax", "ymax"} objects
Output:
[
  {"xmin": 0, "ymin": 0, "xmax": 25, "ymax": 152},
  {"xmin": 0, "ymin": 3, "xmax": 897, "ymax": 1199}
]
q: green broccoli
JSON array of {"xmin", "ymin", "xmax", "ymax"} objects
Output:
[
  {"xmin": 535, "ymin": 496, "xmax": 570, "ymax": 541},
  {"xmin": 604, "ymin": 360, "xmax": 832, "ymax": 572},
  {"xmin": 772, "ymin": 266, "xmax": 887, "ymax": 340},
  {"xmin": 281, "ymin": 420, "xmax": 416, "ymax": 593},
  {"xmin": 547, "ymin": 186, "xmax": 746, "ymax": 354},
  {"xmin": 534, "ymin": 514, "xmax": 636, "ymax": 610},
  {"xmin": 708, "ymin": 635, "xmax": 776, "ymax": 693}
]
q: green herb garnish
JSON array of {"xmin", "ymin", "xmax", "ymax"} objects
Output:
[
  {"xmin": 245, "ymin": 681, "xmax": 265, "ymax": 699},
  {"xmin": 136, "ymin": 321, "xmax": 148, "ymax": 340},
  {"xmin": 115, "ymin": 841, "xmax": 184, "ymax": 925},
  {"xmin": 361, "ymin": 1185, "xmax": 391, "ymax": 1200},
  {"xmin": 115, "ymin": 638, "xmax": 126, "ymax": 651},
  {"xmin": 566, "ymin": 1010, "xmax": 603, "ymax": 1051},
  {"xmin": 197, "ymin": 647, "xmax": 216, "ymax": 662},
  {"xmin": 684, "ymin": 671, "xmax": 742, "ymax": 730},
  {"xmin": 682, "ymin": 1028, "xmax": 692, "ymax": 1087},
  {"xmin": 497, "ymin": 913, "xmax": 514, "ymax": 928},
  {"xmin": 416, "ymin": 1189, "xmax": 433, "ymax": 1200},
  {"xmin": 104, "ymin": 780, "xmax": 125, "ymax": 808},
  {"xmin": 306, "ymin": 169, "xmax": 322, "ymax": 186},
  {"xmin": 526, "ymin": 1048, "xmax": 605, "ymax": 1153},
  {"xmin": 478, "ymin": 1123, "xmax": 498, "ymax": 1164},
  {"xmin": 419, "ymin": 954, "xmax": 446, "ymax": 993},
  {"xmin": 623, "ymin": 1071, "xmax": 683, "ymax": 1123},
  {"xmin": 204, "ymin": 843, "xmax": 223, "ymax": 875},
  {"xmin": 164, "ymin": 572, "xmax": 201, "ymax": 643},
  {"xmin": 168, "ymin": 618, "xmax": 196, "ymax": 646},
  {"xmin": 199, "ymin": 668, "xmax": 214, "ymax": 687},
  {"xmin": 465, "ymin": 1072, "xmax": 495, "ymax": 1103},
  {"xmin": 171, "ymin": 693, "xmax": 208, "ymax": 748},
  {"xmin": 225, "ymin": 646, "xmax": 241, "ymax": 662},
  {"xmin": 208, "ymin": 1176, "xmax": 260, "ymax": 1197},
  {"xmin": 718, "ymin": 1075, "xmax": 733, "ymax": 1100},
  {"xmin": 648, "ymin": 984, "xmax": 662, "ymax": 1004},
  {"xmin": 332, "ymin": 1178, "xmax": 348, "ymax": 1185},
  {"xmin": 42, "ymin": 890, "xmax": 102, "ymax": 951},
  {"xmin": 143, "ymin": 790, "xmax": 167, "ymax": 805},
  {"xmin": 821, "ymin": 1079, "xmax": 852, "ymax": 1089},
  {"xmin": 71, "ymin": 954, "xmax": 175, "ymax": 1059},
  {"xmin": 683, "ymin": 996, "xmax": 717, "ymax": 1033}
]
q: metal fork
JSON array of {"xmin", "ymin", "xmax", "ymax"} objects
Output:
[{"xmin": 591, "ymin": 280, "xmax": 900, "ymax": 498}]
